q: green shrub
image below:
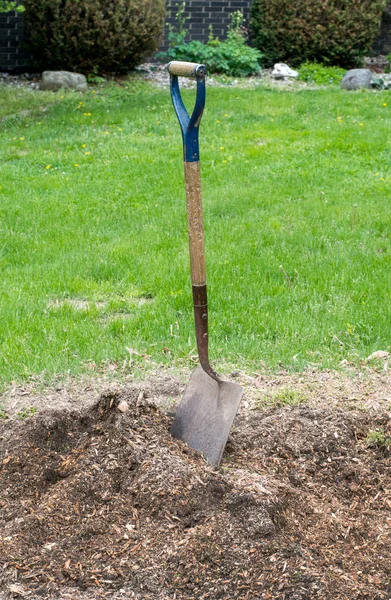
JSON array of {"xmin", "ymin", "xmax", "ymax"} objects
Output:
[
  {"xmin": 0, "ymin": 1, "xmax": 24, "ymax": 12},
  {"xmin": 298, "ymin": 62, "xmax": 346, "ymax": 86},
  {"xmin": 250, "ymin": 0, "xmax": 387, "ymax": 68},
  {"xmin": 159, "ymin": 10, "xmax": 262, "ymax": 77},
  {"xmin": 23, "ymin": 0, "xmax": 165, "ymax": 74}
]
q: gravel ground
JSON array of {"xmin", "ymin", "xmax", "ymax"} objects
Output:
[{"xmin": 1, "ymin": 62, "xmax": 391, "ymax": 93}]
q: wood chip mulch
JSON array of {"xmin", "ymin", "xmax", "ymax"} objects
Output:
[{"xmin": 1, "ymin": 388, "xmax": 390, "ymax": 599}]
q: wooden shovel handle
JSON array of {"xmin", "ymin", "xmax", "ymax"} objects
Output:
[
  {"xmin": 168, "ymin": 61, "xmax": 206, "ymax": 79},
  {"xmin": 184, "ymin": 161, "xmax": 220, "ymax": 381},
  {"xmin": 184, "ymin": 161, "xmax": 206, "ymax": 286}
]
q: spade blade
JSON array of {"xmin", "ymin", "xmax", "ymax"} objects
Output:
[{"xmin": 171, "ymin": 366, "xmax": 243, "ymax": 465}]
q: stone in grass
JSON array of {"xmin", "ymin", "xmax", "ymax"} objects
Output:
[
  {"xmin": 39, "ymin": 71, "xmax": 88, "ymax": 93},
  {"xmin": 272, "ymin": 63, "xmax": 298, "ymax": 79},
  {"xmin": 341, "ymin": 69, "xmax": 373, "ymax": 91}
]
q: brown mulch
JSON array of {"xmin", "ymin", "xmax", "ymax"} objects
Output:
[{"xmin": 1, "ymin": 382, "xmax": 391, "ymax": 600}]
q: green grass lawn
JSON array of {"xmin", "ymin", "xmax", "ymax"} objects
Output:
[{"xmin": 0, "ymin": 79, "xmax": 390, "ymax": 385}]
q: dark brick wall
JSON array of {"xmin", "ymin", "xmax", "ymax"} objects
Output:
[
  {"xmin": 0, "ymin": 1, "xmax": 254, "ymax": 70},
  {"xmin": 163, "ymin": 0, "xmax": 391, "ymax": 58},
  {"xmin": 0, "ymin": 9, "xmax": 31, "ymax": 71},
  {"xmin": 1, "ymin": 1, "xmax": 390, "ymax": 72},
  {"xmin": 162, "ymin": 0, "xmax": 253, "ymax": 48},
  {"xmin": 373, "ymin": 5, "xmax": 391, "ymax": 55}
]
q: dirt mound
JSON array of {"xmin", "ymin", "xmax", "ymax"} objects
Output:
[{"xmin": 1, "ymin": 387, "xmax": 391, "ymax": 599}]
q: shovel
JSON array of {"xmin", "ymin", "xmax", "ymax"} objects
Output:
[{"xmin": 167, "ymin": 61, "xmax": 243, "ymax": 466}]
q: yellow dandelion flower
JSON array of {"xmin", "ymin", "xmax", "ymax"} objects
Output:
[
  {"xmin": 20, "ymin": 137, "xmax": 25, "ymax": 141},
  {"xmin": 383, "ymin": 103, "xmax": 387, "ymax": 107},
  {"xmin": 82, "ymin": 144, "xmax": 87, "ymax": 148},
  {"xmin": 74, "ymin": 164, "xmax": 79, "ymax": 167},
  {"xmin": 216, "ymin": 119, "xmax": 220, "ymax": 123},
  {"xmin": 118, "ymin": 128, "xmax": 122, "ymax": 131},
  {"xmin": 85, "ymin": 152, "xmax": 90, "ymax": 155},
  {"xmin": 45, "ymin": 165, "xmax": 51, "ymax": 170},
  {"xmin": 220, "ymin": 146, "xmax": 225, "ymax": 150},
  {"xmin": 359, "ymin": 123, "xmax": 363, "ymax": 126}
]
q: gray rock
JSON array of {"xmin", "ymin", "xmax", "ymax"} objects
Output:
[
  {"xmin": 341, "ymin": 69, "xmax": 373, "ymax": 91},
  {"xmin": 39, "ymin": 71, "xmax": 87, "ymax": 93}
]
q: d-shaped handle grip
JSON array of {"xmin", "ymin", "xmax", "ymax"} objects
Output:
[
  {"xmin": 168, "ymin": 62, "xmax": 206, "ymax": 162},
  {"xmin": 168, "ymin": 61, "xmax": 206, "ymax": 79}
]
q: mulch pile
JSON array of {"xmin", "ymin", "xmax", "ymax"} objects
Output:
[{"xmin": 1, "ymin": 387, "xmax": 390, "ymax": 599}]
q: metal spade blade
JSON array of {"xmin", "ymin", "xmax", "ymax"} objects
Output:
[{"xmin": 171, "ymin": 367, "xmax": 243, "ymax": 466}]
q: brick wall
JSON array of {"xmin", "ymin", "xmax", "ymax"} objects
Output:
[
  {"xmin": 0, "ymin": 1, "xmax": 254, "ymax": 71},
  {"xmin": 1, "ymin": 1, "xmax": 390, "ymax": 72},
  {"xmin": 373, "ymin": 4, "xmax": 391, "ymax": 55},
  {"xmin": 0, "ymin": 9, "xmax": 31, "ymax": 71},
  {"xmin": 162, "ymin": 0, "xmax": 253, "ymax": 48},
  {"xmin": 163, "ymin": 0, "xmax": 391, "ymax": 55}
]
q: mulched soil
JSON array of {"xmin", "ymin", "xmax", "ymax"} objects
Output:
[{"xmin": 1, "ymin": 379, "xmax": 391, "ymax": 600}]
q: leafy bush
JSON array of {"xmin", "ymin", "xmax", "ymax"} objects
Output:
[
  {"xmin": 0, "ymin": 1, "xmax": 24, "ymax": 12},
  {"xmin": 159, "ymin": 10, "xmax": 262, "ymax": 77},
  {"xmin": 23, "ymin": 0, "xmax": 165, "ymax": 74},
  {"xmin": 250, "ymin": 0, "xmax": 387, "ymax": 68},
  {"xmin": 298, "ymin": 62, "xmax": 346, "ymax": 86}
]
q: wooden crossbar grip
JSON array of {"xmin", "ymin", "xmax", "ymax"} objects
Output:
[
  {"xmin": 184, "ymin": 162, "xmax": 206, "ymax": 286},
  {"xmin": 168, "ymin": 61, "xmax": 206, "ymax": 79}
]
